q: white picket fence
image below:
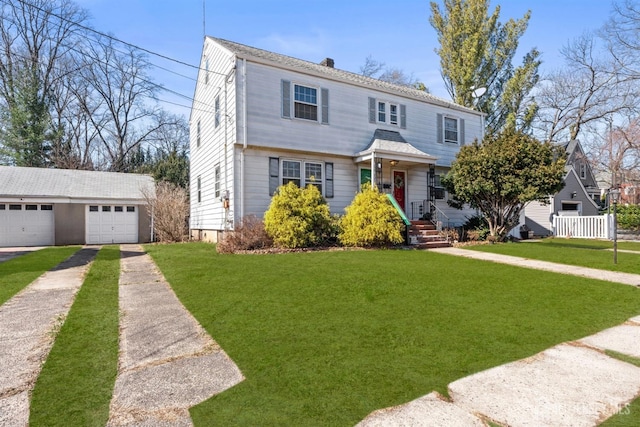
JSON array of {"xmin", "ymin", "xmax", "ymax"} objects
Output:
[{"xmin": 552, "ymin": 214, "xmax": 613, "ymax": 239}]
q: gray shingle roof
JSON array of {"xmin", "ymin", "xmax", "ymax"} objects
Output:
[
  {"xmin": 354, "ymin": 129, "xmax": 436, "ymax": 163},
  {"xmin": 210, "ymin": 37, "xmax": 479, "ymax": 115},
  {"xmin": 0, "ymin": 166, "xmax": 154, "ymax": 200}
]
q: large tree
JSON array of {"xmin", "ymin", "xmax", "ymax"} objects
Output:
[
  {"xmin": 429, "ymin": 0, "xmax": 540, "ymax": 132},
  {"xmin": 535, "ymin": 33, "xmax": 638, "ymax": 143},
  {"xmin": 443, "ymin": 129, "xmax": 566, "ymax": 240},
  {"xmin": 0, "ymin": 0, "xmax": 88, "ymax": 166}
]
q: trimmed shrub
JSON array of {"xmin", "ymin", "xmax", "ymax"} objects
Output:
[
  {"xmin": 263, "ymin": 182, "xmax": 332, "ymax": 248},
  {"xmin": 217, "ymin": 215, "xmax": 272, "ymax": 253},
  {"xmin": 339, "ymin": 186, "xmax": 404, "ymax": 247},
  {"xmin": 617, "ymin": 204, "xmax": 640, "ymax": 231}
]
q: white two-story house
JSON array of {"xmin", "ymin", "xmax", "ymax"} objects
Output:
[{"xmin": 190, "ymin": 37, "xmax": 484, "ymax": 242}]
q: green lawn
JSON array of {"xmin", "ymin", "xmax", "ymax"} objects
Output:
[
  {"xmin": 30, "ymin": 246, "xmax": 120, "ymax": 427},
  {"xmin": 145, "ymin": 243, "xmax": 640, "ymax": 426},
  {"xmin": 467, "ymin": 238, "xmax": 640, "ymax": 274},
  {"xmin": 0, "ymin": 246, "xmax": 80, "ymax": 305}
]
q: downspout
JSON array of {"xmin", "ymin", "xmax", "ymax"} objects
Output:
[
  {"xmin": 224, "ymin": 63, "xmax": 236, "ymax": 230},
  {"xmin": 240, "ymin": 58, "xmax": 247, "ymax": 220}
]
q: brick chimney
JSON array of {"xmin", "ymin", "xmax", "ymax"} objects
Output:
[{"xmin": 320, "ymin": 58, "xmax": 334, "ymax": 68}]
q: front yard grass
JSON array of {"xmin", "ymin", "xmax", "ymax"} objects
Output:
[
  {"xmin": 30, "ymin": 246, "xmax": 120, "ymax": 427},
  {"xmin": 467, "ymin": 238, "xmax": 640, "ymax": 274},
  {"xmin": 0, "ymin": 246, "xmax": 80, "ymax": 306},
  {"xmin": 145, "ymin": 243, "xmax": 640, "ymax": 426}
]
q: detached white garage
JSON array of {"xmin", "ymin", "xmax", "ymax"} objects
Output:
[{"xmin": 0, "ymin": 166, "xmax": 154, "ymax": 247}]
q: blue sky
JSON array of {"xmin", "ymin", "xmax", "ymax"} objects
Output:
[{"xmin": 77, "ymin": 0, "xmax": 616, "ymax": 116}]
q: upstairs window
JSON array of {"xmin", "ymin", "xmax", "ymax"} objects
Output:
[
  {"xmin": 444, "ymin": 117, "xmax": 458, "ymax": 143},
  {"xmin": 214, "ymin": 96, "xmax": 221, "ymax": 128},
  {"xmin": 579, "ymin": 163, "xmax": 587, "ymax": 179},
  {"xmin": 294, "ymin": 84, "xmax": 318, "ymax": 121},
  {"xmin": 378, "ymin": 102, "xmax": 386, "ymax": 122},
  {"xmin": 282, "ymin": 80, "xmax": 328, "ymax": 123},
  {"xmin": 368, "ymin": 97, "xmax": 406, "ymax": 128},
  {"xmin": 390, "ymin": 104, "xmax": 398, "ymax": 125},
  {"xmin": 437, "ymin": 114, "xmax": 464, "ymax": 144},
  {"xmin": 196, "ymin": 120, "xmax": 201, "ymax": 148},
  {"xmin": 204, "ymin": 57, "xmax": 210, "ymax": 84}
]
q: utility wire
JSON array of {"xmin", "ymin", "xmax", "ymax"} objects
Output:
[{"xmin": 9, "ymin": 0, "xmax": 228, "ymax": 77}]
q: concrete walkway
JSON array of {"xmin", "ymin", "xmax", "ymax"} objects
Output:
[
  {"xmin": 357, "ymin": 247, "xmax": 640, "ymax": 426},
  {"xmin": 430, "ymin": 246, "xmax": 640, "ymax": 287},
  {"xmin": 106, "ymin": 245, "xmax": 243, "ymax": 426},
  {"xmin": 0, "ymin": 247, "xmax": 97, "ymax": 427}
]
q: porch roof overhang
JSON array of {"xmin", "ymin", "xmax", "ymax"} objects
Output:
[{"xmin": 353, "ymin": 129, "xmax": 437, "ymax": 164}]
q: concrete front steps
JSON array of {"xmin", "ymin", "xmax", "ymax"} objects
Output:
[{"xmin": 408, "ymin": 220, "xmax": 451, "ymax": 249}]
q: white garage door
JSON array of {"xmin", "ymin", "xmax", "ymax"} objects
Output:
[
  {"xmin": 0, "ymin": 203, "xmax": 55, "ymax": 247},
  {"xmin": 86, "ymin": 205, "xmax": 138, "ymax": 244}
]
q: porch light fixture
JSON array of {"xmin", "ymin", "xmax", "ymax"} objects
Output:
[
  {"xmin": 610, "ymin": 188, "xmax": 620, "ymax": 264},
  {"xmin": 389, "ymin": 160, "xmax": 399, "ymax": 167}
]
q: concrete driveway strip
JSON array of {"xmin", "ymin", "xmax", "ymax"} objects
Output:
[
  {"xmin": 448, "ymin": 343, "xmax": 640, "ymax": 427},
  {"xmin": 0, "ymin": 247, "xmax": 97, "ymax": 427},
  {"xmin": 107, "ymin": 244, "xmax": 243, "ymax": 427},
  {"xmin": 356, "ymin": 391, "xmax": 486, "ymax": 427},
  {"xmin": 430, "ymin": 247, "xmax": 640, "ymax": 287}
]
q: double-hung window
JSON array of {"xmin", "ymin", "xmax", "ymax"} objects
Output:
[
  {"xmin": 196, "ymin": 120, "xmax": 201, "ymax": 147},
  {"xmin": 444, "ymin": 117, "xmax": 458, "ymax": 143},
  {"xmin": 214, "ymin": 96, "xmax": 221, "ymax": 128},
  {"xmin": 436, "ymin": 113, "xmax": 465, "ymax": 144},
  {"xmin": 378, "ymin": 102, "xmax": 386, "ymax": 123},
  {"xmin": 269, "ymin": 157, "xmax": 333, "ymax": 198},
  {"xmin": 282, "ymin": 160, "xmax": 302, "ymax": 187},
  {"xmin": 282, "ymin": 160, "xmax": 323, "ymax": 193},
  {"xmin": 294, "ymin": 85, "xmax": 318, "ymax": 121},
  {"xmin": 282, "ymin": 80, "xmax": 328, "ymax": 123},
  {"xmin": 368, "ymin": 97, "xmax": 405, "ymax": 128},
  {"xmin": 389, "ymin": 104, "xmax": 398, "ymax": 125},
  {"xmin": 214, "ymin": 164, "xmax": 221, "ymax": 198}
]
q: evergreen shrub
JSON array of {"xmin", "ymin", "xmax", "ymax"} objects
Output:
[
  {"xmin": 339, "ymin": 186, "xmax": 404, "ymax": 247},
  {"xmin": 263, "ymin": 182, "xmax": 332, "ymax": 248}
]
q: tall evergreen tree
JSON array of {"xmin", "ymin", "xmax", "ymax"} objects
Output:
[{"xmin": 429, "ymin": 0, "xmax": 540, "ymax": 132}]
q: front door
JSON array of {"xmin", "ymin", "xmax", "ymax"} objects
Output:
[{"xmin": 393, "ymin": 170, "xmax": 406, "ymax": 212}]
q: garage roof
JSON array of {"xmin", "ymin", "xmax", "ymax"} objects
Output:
[{"xmin": 0, "ymin": 166, "xmax": 154, "ymax": 200}]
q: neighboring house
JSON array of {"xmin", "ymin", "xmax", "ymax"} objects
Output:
[
  {"xmin": 523, "ymin": 140, "xmax": 601, "ymax": 236},
  {"xmin": 190, "ymin": 37, "xmax": 485, "ymax": 242},
  {"xmin": 0, "ymin": 166, "xmax": 154, "ymax": 246}
]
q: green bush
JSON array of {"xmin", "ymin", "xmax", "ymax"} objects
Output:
[
  {"xmin": 617, "ymin": 204, "xmax": 640, "ymax": 231},
  {"xmin": 264, "ymin": 182, "xmax": 332, "ymax": 248},
  {"xmin": 462, "ymin": 214, "xmax": 490, "ymax": 241},
  {"xmin": 339, "ymin": 186, "xmax": 404, "ymax": 247}
]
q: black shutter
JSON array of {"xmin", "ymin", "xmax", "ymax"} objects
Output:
[
  {"xmin": 325, "ymin": 162, "xmax": 334, "ymax": 198},
  {"xmin": 459, "ymin": 118, "xmax": 465, "ymax": 145},
  {"xmin": 282, "ymin": 80, "xmax": 291, "ymax": 118},
  {"xmin": 321, "ymin": 88, "xmax": 329, "ymax": 124},
  {"xmin": 437, "ymin": 114, "xmax": 443, "ymax": 143},
  {"xmin": 269, "ymin": 157, "xmax": 280, "ymax": 195},
  {"xmin": 368, "ymin": 97, "xmax": 376, "ymax": 123},
  {"xmin": 400, "ymin": 104, "xmax": 406, "ymax": 129}
]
